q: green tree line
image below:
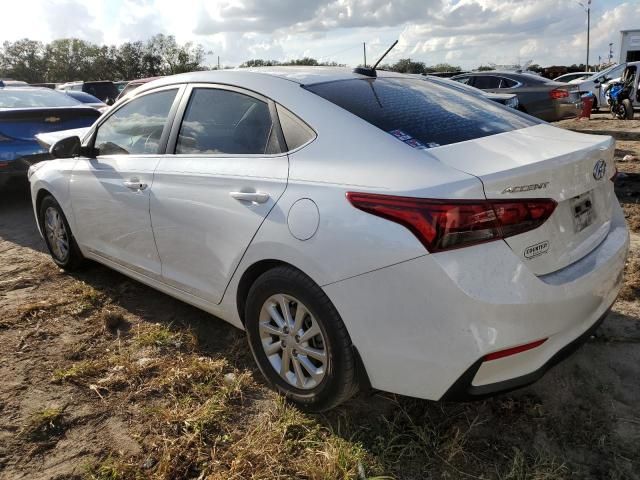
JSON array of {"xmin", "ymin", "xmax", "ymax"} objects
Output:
[{"xmin": 0, "ymin": 34, "xmax": 207, "ymax": 83}]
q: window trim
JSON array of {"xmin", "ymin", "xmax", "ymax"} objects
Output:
[
  {"xmin": 165, "ymin": 83, "xmax": 288, "ymax": 158},
  {"xmin": 85, "ymin": 84, "xmax": 187, "ymax": 158}
]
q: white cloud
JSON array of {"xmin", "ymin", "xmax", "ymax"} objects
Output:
[{"xmin": 0, "ymin": 0, "xmax": 636, "ymax": 68}]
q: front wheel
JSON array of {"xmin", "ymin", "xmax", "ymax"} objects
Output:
[
  {"xmin": 39, "ymin": 195, "xmax": 84, "ymax": 270},
  {"xmin": 245, "ymin": 266, "xmax": 359, "ymax": 412}
]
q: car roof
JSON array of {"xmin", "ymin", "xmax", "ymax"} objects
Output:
[
  {"xmin": 0, "ymin": 85, "xmax": 56, "ymax": 92},
  {"xmin": 138, "ymin": 66, "xmax": 406, "ymax": 92}
]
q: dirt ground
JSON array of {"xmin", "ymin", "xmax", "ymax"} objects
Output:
[{"xmin": 1, "ymin": 131, "xmax": 640, "ymax": 479}]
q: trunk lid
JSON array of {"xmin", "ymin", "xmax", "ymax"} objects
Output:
[
  {"xmin": 427, "ymin": 124, "xmax": 616, "ymax": 275},
  {"xmin": 0, "ymin": 107, "xmax": 100, "ymax": 141}
]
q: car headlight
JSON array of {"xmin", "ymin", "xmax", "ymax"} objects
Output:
[{"xmin": 505, "ymin": 97, "xmax": 519, "ymax": 109}]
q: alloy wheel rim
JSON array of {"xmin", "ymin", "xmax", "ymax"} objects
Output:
[
  {"xmin": 258, "ymin": 294, "xmax": 327, "ymax": 390},
  {"xmin": 44, "ymin": 207, "xmax": 69, "ymax": 261}
]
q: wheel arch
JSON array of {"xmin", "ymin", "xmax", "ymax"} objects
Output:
[
  {"xmin": 235, "ymin": 259, "xmax": 296, "ymax": 325},
  {"xmin": 34, "ymin": 187, "xmax": 55, "ymax": 231}
]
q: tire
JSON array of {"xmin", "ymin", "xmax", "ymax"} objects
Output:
[
  {"xmin": 245, "ymin": 266, "xmax": 358, "ymax": 412},
  {"xmin": 38, "ymin": 195, "xmax": 84, "ymax": 270},
  {"xmin": 623, "ymin": 99, "xmax": 634, "ymax": 120}
]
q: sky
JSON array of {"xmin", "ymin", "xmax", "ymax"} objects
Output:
[{"xmin": 1, "ymin": 0, "xmax": 638, "ymax": 69}]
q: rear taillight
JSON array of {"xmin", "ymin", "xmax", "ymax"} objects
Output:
[
  {"xmin": 346, "ymin": 192, "xmax": 557, "ymax": 253},
  {"xmin": 549, "ymin": 88, "xmax": 569, "ymax": 100}
]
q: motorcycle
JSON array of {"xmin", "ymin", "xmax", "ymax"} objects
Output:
[{"xmin": 604, "ymin": 64, "xmax": 637, "ymax": 120}]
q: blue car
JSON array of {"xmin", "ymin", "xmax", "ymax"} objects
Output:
[
  {"xmin": 0, "ymin": 82, "xmax": 101, "ymax": 187},
  {"xmin": 63, "ymin": 90, "xmax": 109, "ymax": 113}
]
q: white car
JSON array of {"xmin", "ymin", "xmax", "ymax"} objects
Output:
[
  {"xmin": 553, "ymin": 72, "xmax": 590, "ymax": 83},
  {"xmin": 574, "ymin": 63, "xmax": 627, "ymax": 109},
  {"xmin": 28, "ymin": 68, "xmax": 629, "ymax": 411}
]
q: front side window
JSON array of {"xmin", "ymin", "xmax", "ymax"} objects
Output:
[
  {"xmin": 176, "ymin": 88, "xmax": 274, "ymax": 155},
  {"xmin": 305, "ymin": 77, "xmax": 539, "ymax": 148},
  {"xmin": 94, "ymin": 89, "xmax": 177, "ymax": 156}
]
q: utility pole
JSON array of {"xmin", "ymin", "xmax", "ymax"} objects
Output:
[
  {"xmin": 363, "ymin": 42, "xmax": 366, "ymax": 67},
  {"xmin": 586, "ymin": 0, "xmax": 591, "ymax": 71},
  {"xmin": 578, "ymin": 0, "xmax": 592, "ymax": 70},
  {"xmin": 217, "ymin": 56, "xmax": 220, "ymax": 70},
  {"xmin": 608, "ymin": 42, "xmax": 614, "ymax": 63}
]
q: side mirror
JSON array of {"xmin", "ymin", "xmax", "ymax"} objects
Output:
[{"xmin": 50, "ymin": 136, "xmax": 81, "ymax": 159}]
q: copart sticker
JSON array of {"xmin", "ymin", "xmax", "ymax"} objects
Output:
[
  {"xmin": 524, "ymin": 241, "xmax": 549, "ymax": 259},
  {"xmin": 388, "ymin": 129, "xmax": 439, "ymax": 149}
]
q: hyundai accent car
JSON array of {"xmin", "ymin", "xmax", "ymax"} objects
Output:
[{"xmin": 28, "ymin": 67, "xmax": 629, "ymax": 411}]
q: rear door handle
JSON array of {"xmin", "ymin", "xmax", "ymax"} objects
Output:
[
  {"xmin": 123, "ymin": 179, "xmax": 148, "ymax": 191},
  {"xmin": 229, "ymin": 191, "xmax": 270, "ymax": 204}
]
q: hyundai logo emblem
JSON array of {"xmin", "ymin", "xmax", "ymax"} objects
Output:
[{"xmin": 593, "ymin": 160, "xmax": 607, "ymax": 181}]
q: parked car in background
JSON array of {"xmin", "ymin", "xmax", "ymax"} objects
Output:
[
  {"xmin": 553, "ymin": 72, "xmax": 590, "ymax": 83},
  {"xmin": 31, "ymin": 83, "xmax": 58, "ymax": 89},
  {"xmin": 57, "ymin": 81, "xmax": 119, "ymax": 105},
  {"xmin": 575, "ymin": 64, "xmax": 627, "ymax": 110},
  {"xmin": 63, "ymin": 91, "xmax": 108, "ymax": 113},
  {"xmin": 452, "ymin": 71, "xmax": 582, "ymax": 121},
  {"xmin": 0, "ymin": 83, "xmax": 101, "ymax": 188},
  {"xmin": 29, "ymin": 68, "xmax": 628, "ymax": 411},
  {"xmin": 423, "ymin": 74, "xmax": 519, "ymax": 109},
  {"xmin": 116, "ymin": 77, "xmax": 161, "ymax": 101},
  {"xmin": 0, "ymin": 79, "xmax": 28, "ymax": 86},
  {"xmin": 114, "ymin": 81, "xmax": 128, "ymax": 93}
]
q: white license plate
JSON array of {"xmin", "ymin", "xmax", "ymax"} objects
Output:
[{"xmin": 572, "ymin": 193, "xmax": 594, "ymax": 233}]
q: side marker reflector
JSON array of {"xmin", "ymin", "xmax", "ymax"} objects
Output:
[{"xmin": 483, "ymin": 338, "xmax": 547, "ymax": 362}]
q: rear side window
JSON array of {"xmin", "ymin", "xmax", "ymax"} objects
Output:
[
  {"xmin": 276, "ymin": 104, "xmax": 315, "ymax": 150},
  {"xmin": 176, "ymin": 88, "xmax": 274, "ymax": 155},
  {"xmin": 305, "ymin": 77, "xmax": 539, "ymax": 148},
  {"xmin": 499, "ymin": 77, "xmax": 518, "ymax": 88}
]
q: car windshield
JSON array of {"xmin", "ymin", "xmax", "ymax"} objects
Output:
[
  {"xmin": 305, "ymin": 77, "xmax": 539, "ymax": 148},
  {"xmin": 0, "ymin": 88, "xmax": 81, "ymax": 108}
]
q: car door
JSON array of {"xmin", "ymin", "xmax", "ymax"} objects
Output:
[
  {"xmin": 150, "ymin": 84, "xmax": 288, "ymax": 304},
  {"xmin": 70, "ymin": 86, "xmax": 183, "ymax": 278}
]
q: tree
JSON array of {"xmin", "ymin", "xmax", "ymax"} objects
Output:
[
  {"xmin": 0, "ymin": 39, "xmax": 47, "ymax": 83},
  {"xmin": 388, "ymin": 58, "xmax": 426, "ymax": 74},
  {"xmin": 429, "ymin": 63, "xmax": 461, "ymax": 73}
]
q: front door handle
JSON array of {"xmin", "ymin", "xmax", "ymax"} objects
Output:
[
  {"xmin": 123, "ymin": 179, "xmax": 148, "ymax": 191},
  {"xmin": 229, "ymin": 191, "xmax": 270, "ymax": 204}
]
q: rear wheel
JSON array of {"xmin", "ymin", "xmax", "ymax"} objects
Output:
[
  {"xmin": 623, "ymin": 99, "xmax": 634, "ymax": 120},
  {"xmin": 245, "ymin": 266, "xmax": 358, "ymax": 412},
  {"xmin": 39, "ymin": 195, "xmax": 84, "ymax": 270}
]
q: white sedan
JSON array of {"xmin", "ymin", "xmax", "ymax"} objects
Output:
[{"xmin": 28, "ymin": 67, "xmax": 629, "ymax": 411}]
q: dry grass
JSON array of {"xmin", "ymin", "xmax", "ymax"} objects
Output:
[
  {"xmin": 21, "ymin": 407, "xmax": 66, "ymax": 442},
  {"xmin": 619, "ymin": 255, "xmax": 640, "ymax": 301}
]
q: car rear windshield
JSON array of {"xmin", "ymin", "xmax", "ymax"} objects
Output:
[
  {"xmin": 305, "ymin": 77, "xmax": 539, "ymax": 148},
  {"xmin": 84, "ymin": 82, "xmax": 119, "ymax": 101},
  {"xmin": 0, "ymin": 89, "xmax": 81, "ymax": 108}
]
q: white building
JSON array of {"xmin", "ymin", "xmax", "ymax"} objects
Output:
[{"xmin": 620, "ymin": 29, "xmax": 640, "ymax": 63}]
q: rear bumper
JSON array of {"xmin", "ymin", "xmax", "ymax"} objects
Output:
[
  {"xmin": 323, "ymin": 201, "xmax": 629, "ymax": 401},
  {"xmin": 441, "ymin": 301, "xmax": 612, "ymax": 400}
]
